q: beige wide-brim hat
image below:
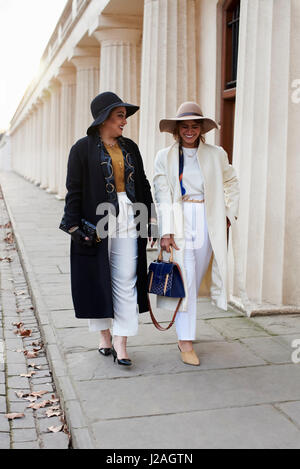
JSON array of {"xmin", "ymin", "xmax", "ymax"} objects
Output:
[{"xmin": 159, "ymin": 101, "xmax": 219, "ymax": 134}]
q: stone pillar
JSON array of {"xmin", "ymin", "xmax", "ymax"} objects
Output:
[
  {"xmin": 71, "ymin": 47, "xmax": 100, "ymax": 141},
  {"xmin": 231, "ymin": 0, "xmax": 300, "ymax": 313},
  {"xmin": 56, "ymin": 66, "xmax": 76, "ymax": 200},
  {"xmin": 40, "ymin": 90, "xmax": 51, "ymax": 190},
  {"xmin": 93, "ymin": 28, "xmax": 142, "ymax": 143},
  {"xmin": 139, "ymin": 0, "xmax": 198, "ymax": 182},
  {"xmin": 30, "ymin": 104, "xmax": 38, "ymax": 183},
  {"xmin": 33, "ymin": 98, "xmax": 43, "ymax": 186},
  {"xmin": 24, "ymin": 112, "xmax": 32, "ymax": 179},
  {"xmin": 47, "ymin": 79, "xmax": 61, "ymax": 194}
]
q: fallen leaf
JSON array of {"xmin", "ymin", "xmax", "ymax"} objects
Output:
[
  {"xmin": 28, "ymin": 400, "xmax": 50, "ymax": 410},
  {"xmin": 4, "ymin": 232, "xmax": 14, "ymax": 244},
  {"xmin": 16, "ymin": 308, "xmax": 24, "ymax": 313},
  {"xmin": 48, "ymin": 425, "xmax": 63, "ymax": 433},
  {"xmin": 31, "ymin": 390, "xmax": 49, "ymax": 398},
  {"xmin": 23, "ymin": 396, "xmax": 38, "ymax": 403},
  {"xmin": 28, "ymin": 363, "xmax": 41, "ymax": 370},
  {"xmin": 19, "ymin": 329, "xmax": 32, "ymax": 337},
  {"xmin": 5, "ymin": 413, "xmax": 25, "ymax": 420},
  {"xmin": 0, "ymin": 256, "xmax": 12, "ymax": 262},
  {"xmin": 49, "ymin": 398, "xmax": 59, "ymax": 404},
  {"xmin": 13, "ymin": 322, "xmax": 24, "ymax": 329},
  {"xmin": 23, "ymin": 350, "xmax": 39, "ymax": 359},
  {"xmin": 46, "ymin": 406, "xmax": 62, "ymax": 418},
  {"xmin": 15, "ymin": 391, "xmax": 29, "ymax": 399},
  {"xmin": 20, "ymin": 371, "xmax": 36, "ymax": 378},
  {"xmin": 16, "ymin": 290, "xmax": 26, "ymax": 295}
]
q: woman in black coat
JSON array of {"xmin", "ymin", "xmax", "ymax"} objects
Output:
[{"xmin": 61, "ymin": 92, "xmax": 157, "ymax": 366}]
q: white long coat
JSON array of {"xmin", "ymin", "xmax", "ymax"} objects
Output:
[{"xmin": 153, "ymin": 140, "xmax": 240, "ymax": 312}]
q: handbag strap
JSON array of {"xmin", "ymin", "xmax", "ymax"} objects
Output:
[
  {"xmin": 147, "ymin": 294, "xmax": 182, "ymax": 331},
  {"xmin": 157, "ymin": 246, "xmax": 174, "ymax": 263}
]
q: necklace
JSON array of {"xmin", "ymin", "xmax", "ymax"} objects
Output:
[{"xmin": 103, "ymin": 141, "xmax": 118, "ymax": 148}]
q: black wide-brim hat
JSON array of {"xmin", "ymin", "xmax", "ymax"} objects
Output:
[{"xmin": 86, "ymin": 91, "xmax": 139, "ymax": 135}]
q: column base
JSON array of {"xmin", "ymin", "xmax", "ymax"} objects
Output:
[
  {"xmin": 46, "ymin": 188, "xmax": 56, "ymax": 194},
  {"xmin": 229, "ymin": 295, "xmax": 300, "ymax": 317}
]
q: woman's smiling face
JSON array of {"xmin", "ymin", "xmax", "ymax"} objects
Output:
[
  {"xmin": 178, "ymin": 120, "xmax": 202, "ymax": 147},
  {"xmin": 101, "ymin": 106, "xmax": 127, "ymax": 138}
]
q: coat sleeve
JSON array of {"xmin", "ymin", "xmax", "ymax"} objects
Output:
[
  {"xmin": 63, "ymin": 143, "xmax": 83, "ymax": 231},
  {"xmin": 153, "ymin": 150, "xmax": 174, "ymax": 237},
  {"xmin": 222, "ymin": 149, "xmax": 240, "ymax": 226}
]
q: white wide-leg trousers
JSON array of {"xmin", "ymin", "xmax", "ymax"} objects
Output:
[
  {"xmin": 175, "ymin": 198, "xmax": 212, "ymax": 341},
  {"xmin": 88, "ymin": 192, "xmax": 139, "ymax": 337}
]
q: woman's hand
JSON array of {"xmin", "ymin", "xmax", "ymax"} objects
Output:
[
  {"xmin": 70, "ymin": 227, "xmax": 93, "ymax": 247},
  {"xmin": 160, "ymin": 234, "xmax": 180, "ymax": 253},
  {"xmin": 148, "ymin": 221, "xmax": 159, "ymax": 248}
]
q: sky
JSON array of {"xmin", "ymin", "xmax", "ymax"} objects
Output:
[{"xmin": 0, "ymin": 0, "xmax": 68, "ymax": 131}]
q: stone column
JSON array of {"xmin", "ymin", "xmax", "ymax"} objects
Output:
[
  {"xmin": 40, "ymin": 90, "xmax": 51, "ymax": 190},
  {"xmin": 30, "ymin": 104, "xmax": 38, "ymax": 183},
  {"xmin": 139, "ymin": 0, "xmax": 198, "ymax": 182},
  {"xmin": 93, "ymin": 28, "xmax": 142, "ymax": 143},
  {"xmin": 71, "ymin": 47, "xmax": 100, "ymax": 141},
  {"xmin": 24, "ymin": 112, "xmax": 32, "ymax": 179},
  {"xmin": 47, "ymin": 79, "xmax": 61, "ymax": 194},
  {"xmin": 56, "ymin": 66, "xmax": 76, "ymax": 200},
  {"xmin": 33, "ymin": 98, "xmax": 43, "ymax": 186},
  {"xmin": 231, "ymin": 0, "xmax": 300, "ymax": 313}
]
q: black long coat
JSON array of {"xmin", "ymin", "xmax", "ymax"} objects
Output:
[{"xmin": 62, "ymin": 134, "xmax": 155, "ymax": 319}]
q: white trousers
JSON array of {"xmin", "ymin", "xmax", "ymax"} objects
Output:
[
  {"xmin": 88, "ymin": 192, "xmax": 139, "ymax": 336},
  {"xmin": 175, "ymin": 197, "xmax": 212, "ymax": 341}
]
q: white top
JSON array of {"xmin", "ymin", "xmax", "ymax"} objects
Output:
[{"xmin": 182, "ymin": 147, "xmax": 204, "ymax": 198}]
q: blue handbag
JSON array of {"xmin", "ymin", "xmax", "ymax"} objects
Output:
[{"xmin": 147, "ymin": 248, "xmax": 185, "ymax": 331}]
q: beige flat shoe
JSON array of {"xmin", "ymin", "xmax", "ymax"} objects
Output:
[{"xmin": 178, "ymin": 346, "xmax": 200, "ymax": 366}]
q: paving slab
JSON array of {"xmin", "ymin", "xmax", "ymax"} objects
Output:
[
  {"xmin": 91, "ymin": 404, "xmax": 300, "ymax": 449},
  {"xmin": 75, "ymin": 364, "xmax": 300, "ymax": 423},
  {"xmin": 252, "ymin": 315, "xmax": 300, "ymax": 335},
  {"xmin": 240, "ymin": 336, "xmax": 294, "ymax": 365},
  {"xmin": 276, "ymin": 401, "xmax": 300, "ymax": 428},
  {"xmin": 207, "ymin": 317, "xmax": 271, "ymax": 340},
  {"xmin": 66, "ymin": 341, "xmax": 265, "ymax": 382}
]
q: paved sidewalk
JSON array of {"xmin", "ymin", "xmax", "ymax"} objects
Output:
[
  {"xmin": 1, "ymin": 171, "xmax": 300, "ymax": 449},
  {"xmin": 0, "ymin": 186, "xmax": 70, "ymax": 449}
]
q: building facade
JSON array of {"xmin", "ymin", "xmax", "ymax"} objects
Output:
[{"xmin": 8, "ymin": 0, "xmax": 300, "ymax": 315}]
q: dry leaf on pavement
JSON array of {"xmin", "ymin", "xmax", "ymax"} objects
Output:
[
  {"xmin": 30, "ymin": 390, "xmax": 49, "ymax": 398},
  {"xmin": 19, "ymin": 329, "xmax": 32, "ymax": 337},
  {"xmin": 20, "ymin": 371, "xmax": 36, "ymax": 378},
  {"xmin": 48, "ymin": 425, "xmax": 64, "ymax": 433},
  {"xmin": 5, "ymin": 413, "xmax": 25, "ymax": 420},
  {"xmin": 28, "ymin": 363, "xmax": 41, "ymax": 370},
  {"xmin": 28, "ymin": 400, "xmax": 50, "ymax": 410},
  {"xmin": 24, "ymin": 350, "xmax": 39, "ymax": 359},
  {"xmin": 12, "ymin": 322, "xmax": 24, "ymax": 329},
  {"xmin": 15, "ymin": 391, "xmax": 29, "ymax": 399}
]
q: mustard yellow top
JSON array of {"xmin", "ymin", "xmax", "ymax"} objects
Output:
[{"xmin": 105, "ymin": 143, "xmax": 125, "ymax": 193}]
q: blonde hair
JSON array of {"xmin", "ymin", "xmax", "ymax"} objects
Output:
[{"xmin": 172, "ymin": 121, "xmax": 206, "ymax": 145}]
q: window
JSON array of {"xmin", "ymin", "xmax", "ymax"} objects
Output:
[{"xmin": 220, "ymin": 0, "xmax": 240, "ymax": 162}]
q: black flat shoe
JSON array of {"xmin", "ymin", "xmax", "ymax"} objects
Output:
[
  {"xmin": 111, "ymin": 346, "xmax": 132, "ymax": 366},
  {"xmin": 98, "ymin": 348, "xmax": 112, "ymax": 356}
]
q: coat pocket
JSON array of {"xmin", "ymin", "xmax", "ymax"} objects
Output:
[{"xmin": 71, "ymin": 240, "xmax": 99, "ymax": 256}]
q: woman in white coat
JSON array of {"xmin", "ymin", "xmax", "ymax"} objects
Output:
[{"xmin": 153, "ymin": 102, "xmax": 240, "ymax": 366}]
